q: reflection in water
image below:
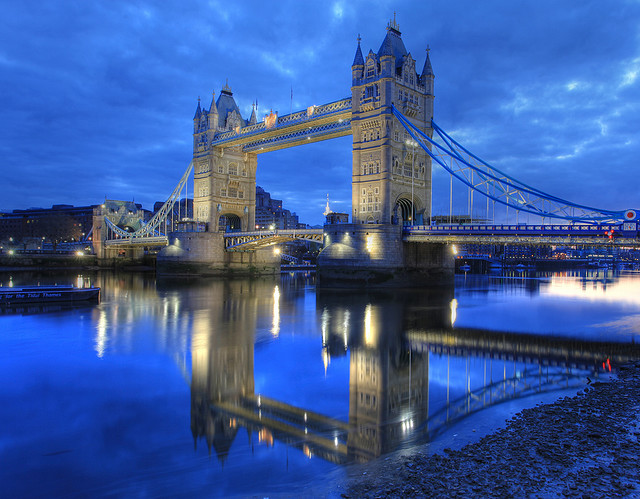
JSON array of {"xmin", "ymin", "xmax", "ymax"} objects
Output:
[
  {"xmin": 187, "ymin": 276, "xmax": 640, "ymax": 468},
  {"xmin": 2, "ymin": 269, "xmax": 640, "ymax": 480}
]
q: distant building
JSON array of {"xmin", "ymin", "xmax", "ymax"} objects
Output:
[
  {"xmin": 0, "ymin": 204, "xmax": 96, "ymax": 248},
  {"xmin": 254, "ymin": 186, "xmax": 304, "ymax": 230}
]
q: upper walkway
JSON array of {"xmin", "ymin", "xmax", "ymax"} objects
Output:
[{"xmin": 206, "ymin": 98, "xmax": 352, "ymax": 154}]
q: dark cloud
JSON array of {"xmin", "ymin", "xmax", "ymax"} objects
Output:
[{"xmin": 1, "ymin": 0, "xmax": 639, "ymax": 224}]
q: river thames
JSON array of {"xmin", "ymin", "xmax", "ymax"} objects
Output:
[{"xmin": 1, "ymin": 268, "xmax": 639, "ymax": 497}]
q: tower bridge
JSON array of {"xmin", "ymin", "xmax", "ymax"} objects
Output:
[{"xmin": 94, "ymin": 17, "xmax": 639, "ymax": 281}]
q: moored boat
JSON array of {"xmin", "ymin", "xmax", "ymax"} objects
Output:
[{"xmin": 0, "ymin": 285, "xmax": 100, "ymax": 305}]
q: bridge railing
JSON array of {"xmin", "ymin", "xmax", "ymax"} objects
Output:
[{"xmin": 404, "ymin": 222, "xmax": 638, "ymax": 237}]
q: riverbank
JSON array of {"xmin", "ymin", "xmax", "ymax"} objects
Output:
[{"xmin": 339, "ymin": 361, "xmax": 640, "ymax": 498}]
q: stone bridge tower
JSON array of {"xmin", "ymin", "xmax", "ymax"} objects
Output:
[
  {"xmin": 350, "ymin": 17, "xmax": 434, "ymax": 225},
  {"xmin": 192, "ymin": 83, "xmax": 258, "ymax": 232}
]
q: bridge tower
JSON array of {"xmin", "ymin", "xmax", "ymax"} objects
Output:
[
  {"xmin": 318, "ymin": 19, "xmax": 453, "ymax": 286},
  {"xmin": 192, "ymin": 83, "xmax": 258, "ymax": 232},
  {"xmin": 350, "ymin": 17, "xmax": 434, "ymax": 225}
]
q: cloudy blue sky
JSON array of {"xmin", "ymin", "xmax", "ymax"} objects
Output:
[{"xmin": 1, "ymin": 0, "xmax": 639, "ymax": 225}]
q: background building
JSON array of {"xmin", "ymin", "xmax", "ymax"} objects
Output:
[
  {"xmin": 0, "ymin": 204, "xmax": 96, "ymax": 250},
  {"xmin": 254, "ymin": 186, "xmax": 305, "ymax": 230}
]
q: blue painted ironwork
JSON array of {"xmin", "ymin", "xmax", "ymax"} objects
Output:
[
  {"xmin": 392, "ymin": 106, "xmax": 638, "ymax": 224},
  {"xmin": 104, "ymin": 161, "xmax": 193, "ymax": 241}
]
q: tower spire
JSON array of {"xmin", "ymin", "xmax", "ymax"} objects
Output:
[
  {"xmin": 421, "ymin": 45, "xmax": 434, "ymax": 78},
  {"xmin": 352, "ymin": 33, "xmax": 364, "ymax": 66},
  {"xmin": 323, "ymin": 194, "xmax": 332, "ymax": 216}
]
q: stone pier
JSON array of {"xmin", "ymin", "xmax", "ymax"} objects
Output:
[
  {"xmin": 156, "ymin": 232, "xmax": 280, "ymax": 276},
  {"xmin": 317, "ymin": 223, "xmax": 454, "ymax": 287}
]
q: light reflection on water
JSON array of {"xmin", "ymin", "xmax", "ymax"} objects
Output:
[{"xmin": 1, "ymin": 269, "xmax": 639, "ymax": 497}]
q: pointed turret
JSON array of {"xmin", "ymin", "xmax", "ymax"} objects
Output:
[
  {"xmin": 193, "ymin": 97, "xmax": 202, "ymax": 120},
  {"xmin": 248, "ymin": 102, "xmax": 257, "ymax": 125},
  {"xmin": 352, "ymin": 35, "xmax": 365, "ymax": 84},
  {"xmin": 421, "ymin": 47, "xmax": 434, "ymax": 96},
  {"xmin": 378, "ymin": 14, "xmax": 407, "ymax": 76},
  {"xmin": 216, "ymin": 80, "xmax": 243, "ymax": 130},
  {"xmin": 208, "ymin": 91, "xmax": 218, "ymax": 130},
  {"xmin": 421, "ymin": 47, "xmax": 433, "ymax": 78},
  {"xmin": 352, "ymin": 34, "xmax": 364, "ymax": 66},
  {"xmin": 193, "ymin": 97, "xmax": 202, "ymax": 134}
]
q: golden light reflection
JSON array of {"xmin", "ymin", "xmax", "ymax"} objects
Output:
[
  {"xmin": 271, "ymin": 285, "xmax": 280, "ymax": 337},
  {"xmin": 364, "ymin": 304, "xmax": 378, "ymax": 347},
  {"xmin": 322, "ymin": 348, "xmax": 330, "ymax": 375},
  {"xmin": 450, "ymin": 298, "xmax": 458, "ymax": 326},
  {"xmin": 321, "ymin": 307, "xmax": 329, "ymax": 346},
  {"xmin": 303, "ymin": 444, "xmax": 313, "ymax": 458},
  {"xmin": 258, "ymin": 427, "xmax": 274, "ymax": 447},
  {"xmin": 95, "ymin": 309, "xmax": 108, "ymax": 358},
  {"xmin": 343, "ymin": 309, "xmax": 350, "ymax": 349}
]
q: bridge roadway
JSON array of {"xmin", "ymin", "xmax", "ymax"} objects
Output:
[
  {"xmin": 102, "ymin": 222, "xmax": 639, "ymax": 250},
  {"xmin": 224, "ymin": 228, "xmax": 324, "ymax": 250},
  {"xmin": 404, "ymin": 222, "xmax": 640, "ymax": 247}
]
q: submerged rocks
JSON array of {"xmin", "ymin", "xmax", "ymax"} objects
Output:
[{"xmin": 340, "ymin": 361, "xmax": 640, "ymax": 498}]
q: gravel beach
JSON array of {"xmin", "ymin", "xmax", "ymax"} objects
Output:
[{"xmin": 338, "ymin": 361, "xmax": 640, "ymax": 498}]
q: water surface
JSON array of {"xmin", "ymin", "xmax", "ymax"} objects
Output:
[{"xmin": 1, "ymin": 269, "xmax": 638, "ymax": 497}]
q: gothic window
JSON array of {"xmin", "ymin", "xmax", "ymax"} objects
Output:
[
  {"xmin": 228, "ymin": 163, "xmax": 238, "ymax": 176},
  {"xmin": 228, "ymin": 186, "xmax": 237, "ymax": 198},
  {"xmin": 394, "ymin": 130, "xmax": 399, "ymax": 142},
  {"xmin": 238, "ymin": 190, "xmax": 244, "ymax": 199},
  {"xmin": 241, "ymin": 167, "xmax": 247, "ymax": 177},
  {"xmin": 366, "ymin": 61, "xmax": 375, "ymax": 77},
  {"xmin": 218, "ymin": 164, "xmax": 224, "ymax": 174},
  {"xmin": 221, "ymin": 188, "xmax": 227, "ymax": 197}
]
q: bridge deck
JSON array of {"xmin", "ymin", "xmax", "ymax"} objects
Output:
[{"xmin": 404, "ymin": 223, "xmax": 640, "ymax": 246}]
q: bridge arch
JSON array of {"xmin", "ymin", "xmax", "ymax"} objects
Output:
[
  {"xmin": 218, "ymin": 213, "xmax": 242, "ymax": 232},
  {"xmin": 394, "ymin": 195, "xmax": 423, "ymax": 224}
]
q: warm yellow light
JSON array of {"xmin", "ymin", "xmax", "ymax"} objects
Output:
[
  {"xmin": 274, "ymin": 247, "xmax": 281, "ymax": 255},
  {"xmin": 450, "ymin": 298, "xmax": 458, "ymax": 326},
  {"xmin": 452, "ymin": 244, "xmax": 458, "ymax": 255},
  {"xmin": 364, "ymin": 304, "xmax": 378, "ymax": 346},
  {"xmin": 271, "ymin": 285, "xmax": 280, "ymax": 337},
  {"xmin": 76, "ymin": 250, "xmax": 84, "ymax": 256},
  {"xmin": 366, "ymin": 234, "xmax": 374, "ymax": 253}
]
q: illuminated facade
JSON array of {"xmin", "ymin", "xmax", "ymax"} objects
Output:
[
  {"xmin": 192, "ymin": 83, "xmax": 258, "ymax": 232},
  {"xmin": 350, "ymin": 17, "xmax": 434, "ymax": 224},
  {"xmin": 191, "ymin": 19, "xmax": 433, "ymax": 232}
]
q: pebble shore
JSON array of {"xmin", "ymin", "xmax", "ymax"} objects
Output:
[{"xmin": 339, "ymin": 361, "xmax": 640, "ymax": 498}]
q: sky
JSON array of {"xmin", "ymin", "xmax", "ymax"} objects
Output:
[{"xmin": 1, "ymin": 0, "xmax": 639, "ymax": 226}]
